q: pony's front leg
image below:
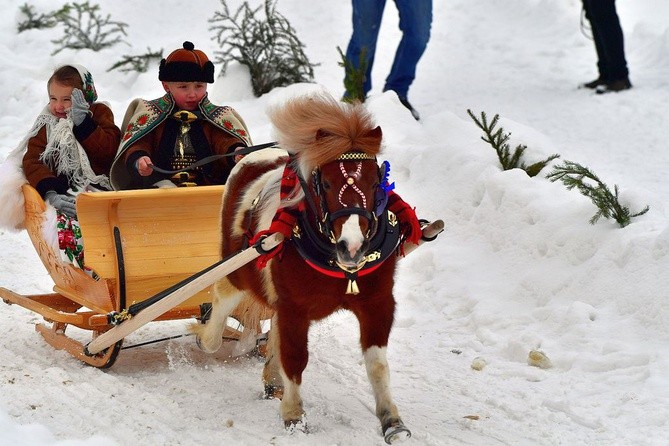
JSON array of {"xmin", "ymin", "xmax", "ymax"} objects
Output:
[
  {"xmin": 356, "ymin": 296, "xmax": 411, "ymax": 444},
  {"xmin": 191, "ymin": 279, "xmax": 244, "ymax": 353},
  {"xmin": 363, "ymin": 346, "xmax": 411, "ymax": 443},
  {"xmin": 276, "ymin": 307, "xmax": 310, "ymax": 431}
]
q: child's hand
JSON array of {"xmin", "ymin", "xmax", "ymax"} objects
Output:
[
  {"xmin": 135, "ymin": 156, "xmax": 154, "ymax": 176},
  {"xmin": 69, "ymin": 88, "xmax": 90, "ymax": 126},
  {"xmin": 233, "ymin": 146, "xmax": 245, "ymax": 163},
  {"xmin": 45, "ymin": 190, "xmax": 77, "ymax": 218}
]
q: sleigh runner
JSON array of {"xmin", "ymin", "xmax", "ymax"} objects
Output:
[{"xmin": 0, "ymin": 183, "xmax": 278, "ymax": 368}]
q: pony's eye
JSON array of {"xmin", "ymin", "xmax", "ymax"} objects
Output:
[{"xmin": 322, "ymin": 181, "xmax": 331, "ymax": 191}]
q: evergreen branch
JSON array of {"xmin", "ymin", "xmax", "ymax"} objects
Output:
[
  {"xmin": 17, "ymin": 3, "xmax": 58, "ymax": 32},
  {"xmin": 467, "ymin": 109, "xmax": 559, "ymax": 177},
  {"xmin": 51, "ymin": 2, "xmax": 128, "ymax": 55},
  {"xmin": 209, "ymin": 0, "xmax": 317, "ymax": 97},
  {"xmin": 546, "ymin": 160, "xmax": 649, "ymax": 227},
  {"xmin": 107, "ymin": 48, "xmax": 163, "ymax": 73},
  {"xmin": 338, "ymin": 46, "xmax": 367, "ymax": 103}
]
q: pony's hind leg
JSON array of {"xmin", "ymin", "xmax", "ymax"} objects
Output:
[
  {"xmin": 363, "ymin": 346, "xmax": 411, "ymax": 443},
  {"xmin": 262, "ymin": 313, "xmax": 284, "ymax": 399},
  {"xmin": 190, "ymin": 278, "xmax": 245, "ymax": 353}
]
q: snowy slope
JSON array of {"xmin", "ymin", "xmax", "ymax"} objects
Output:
[{"xmin": 0, "ymin": 0, "xmax": 667, "ymax": 445}]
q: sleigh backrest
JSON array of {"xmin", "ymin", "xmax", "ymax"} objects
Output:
[{"xmin": 76, "ymin": 186, "xmax": 225, "ymax": 308}]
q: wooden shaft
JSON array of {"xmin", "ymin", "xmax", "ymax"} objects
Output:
[
  {"xmin": 403, "ymin": 219, "xmax": 444, "ymax": 256},
  {"xmin": 85, "ymin": 233, "xmax": 283, "ymax": 355}
]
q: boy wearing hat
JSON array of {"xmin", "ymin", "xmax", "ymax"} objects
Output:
[{"xmin": 110, "ymin": 41, "xmax": 252, "ymax": 190}]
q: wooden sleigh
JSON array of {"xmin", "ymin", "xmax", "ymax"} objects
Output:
[
  {"xmin": 0, "ymin": 184, "xmax": 443, "ymax": 369},
  {"xmin": 0, "ymin": 184, "xmax": 278, "ymax": 368}
]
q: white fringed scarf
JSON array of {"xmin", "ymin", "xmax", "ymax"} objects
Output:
[
  {"xmin": 0, "ymin": 106, "xmax": 111, "ymax": 230},
  {"xmin": 40, "ymin": 113, "xmax": 111, "ymax": 191}
]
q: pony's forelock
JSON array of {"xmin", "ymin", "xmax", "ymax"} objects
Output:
[{"xmin": 268, "ymin": 92, "xmax": 382, "ymax": 176}]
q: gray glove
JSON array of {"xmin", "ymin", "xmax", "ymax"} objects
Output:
[
  {"xmin": 69, "ymin": 88, "xmax": 90, "ymax": 126},
  {"xmin": 45, "ymin": 190, "xmax": 77, "ymax": 218}
]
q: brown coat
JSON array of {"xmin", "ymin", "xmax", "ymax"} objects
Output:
[{"xmin": 23, "ymin": 103, "xmax": 121, "ymax": 197}]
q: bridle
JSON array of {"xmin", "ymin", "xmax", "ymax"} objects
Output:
[{"xmin": 299, "ymin": 151, "xmax": 381, "ymax": 244}]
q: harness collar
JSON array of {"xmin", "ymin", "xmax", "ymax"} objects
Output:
[{"xmin": 291, "ymin": 209, "xmax": 401, "ymax": 294}]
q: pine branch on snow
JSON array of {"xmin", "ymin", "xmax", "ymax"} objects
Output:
[
  {"xmin": 467, "ymin": 109, "xmax": 560, "ymax": 177},
  {"xmin": 108, "ymin": 48, "xmax": 163, "ymax": 73},
  {"xmin": 50, "ymin": 2, "xmax": 128, "ymax": 55},
  {"xmin": 17, "ymin": 3, "xmax": 58, "ymax": 32},
  {"xmin": 546, "ymin": 160, "xmax": 649, "ymax": 227},
  {"xmin": 209, "ymin": 0, "xmax": 317, "ymax": 97}
]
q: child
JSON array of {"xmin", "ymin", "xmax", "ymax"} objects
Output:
[
  {"xmin": 110, "ymin": 41, "xmax": 252, "ymax": 190},
  {"xmin": 22, "ymin": 65, "xmax": 121, "ymax": 211},
  {"xmin": 0, "ymin": 64, "xmax": 121, "ymax": 271}
]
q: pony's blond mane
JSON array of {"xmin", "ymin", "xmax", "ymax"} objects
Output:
[{"xmin": 268, "ymin": 92, "xmax": 382, "ymax": 175}]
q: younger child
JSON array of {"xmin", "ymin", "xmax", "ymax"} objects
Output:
[
  {"xmin": 21, "ymin": 65, "xmax": 121, "ymax": 212},
  {"xmin": 110, "ymin": 41, "xmax": 252, "ymax": 190},
  {"xmin": 16, "ymin": 64, "xmax": 120, "ymax": 269}
]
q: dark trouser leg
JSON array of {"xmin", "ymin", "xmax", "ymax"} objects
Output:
[{"xmin": 582, "ymin": 0, "xmax": 629, "ymax": 81}]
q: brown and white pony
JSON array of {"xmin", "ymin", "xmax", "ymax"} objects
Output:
[{"xmin": 193, "ymin": 92, "xmax": 411, "ymax": 443}]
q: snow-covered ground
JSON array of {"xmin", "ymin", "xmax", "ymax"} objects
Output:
[{"xmin": 1, "ymin": 0, "xmax": 667, "ymax": 444}]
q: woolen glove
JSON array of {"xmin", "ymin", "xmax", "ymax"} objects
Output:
[
  {"xmin": 45, "ymin": 190, "xmax": 77, "ymax": 218},
  {"xmin": 69, "ymin": 88, "xmax": 90, "ymax": 126}
]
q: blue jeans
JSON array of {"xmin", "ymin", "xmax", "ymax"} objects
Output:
[{"xmin": 345, "ymin": 0, "xmax": 432, "ymax": 99}]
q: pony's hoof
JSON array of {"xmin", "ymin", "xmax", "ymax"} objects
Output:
[
  {"xmin": 195, "ymin": 334, "xmax": 221, "ymax": 353},
  {"xmin": 284, "ymin": 416, "xmax": 308, "ymax": 434},
  {"xmin": 383, "ymin": 422, "xmax": 411, "ymax": 444}
]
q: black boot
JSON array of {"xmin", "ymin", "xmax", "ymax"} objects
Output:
[
  {"xmin": 596, "ymin": 78, "xmax": 632, "ymax": 94},
  {"xmin": 581, "ymin": 77, "xmax": 606, "ymax": 89},
  {"xmin": 398, "ymin": 97, "xmax": 420, "ymax": 121}
]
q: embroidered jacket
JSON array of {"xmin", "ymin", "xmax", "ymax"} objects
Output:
[{"xmin": 109, "ymin": 93, "xmax": 252, "ymax": 190}]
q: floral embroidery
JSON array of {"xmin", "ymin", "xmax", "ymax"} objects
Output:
[
  {"xmin": 57, "ymin": 212, "xmax": 84, "ymax": 269},
  {"xmin": 123, "ymin": 113, "xmax": 153, "ymax": 142}
]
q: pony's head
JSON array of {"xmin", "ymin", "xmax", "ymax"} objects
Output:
[{"xmin": 268, "ymin": 92, "xmax": 385, "ymax": 269}]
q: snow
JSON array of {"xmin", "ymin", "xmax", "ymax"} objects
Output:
[{"xmin": 1, "ymin": 0, "xmax": 668, "ymax": 444}]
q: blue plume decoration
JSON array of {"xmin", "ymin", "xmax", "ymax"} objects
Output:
[{"xmin": 380, "ymin": 160, "xmax": 395, "ymax": 192}]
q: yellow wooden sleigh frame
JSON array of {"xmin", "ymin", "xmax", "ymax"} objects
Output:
[{"xmin": 0, "ymin": 184, "xmax": 272, "ymax": 368}]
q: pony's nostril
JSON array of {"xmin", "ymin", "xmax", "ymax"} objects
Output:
[{"xmin": 336, "ymin": 240, "xmax": 348, "ymax": 253}]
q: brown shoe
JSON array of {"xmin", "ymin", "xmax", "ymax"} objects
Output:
[{"xmin": 596, "ymin": 78, "xmax": 632, "ymax": 94}]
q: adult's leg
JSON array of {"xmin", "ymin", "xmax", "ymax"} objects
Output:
[
  {"xmin": 345, "ymin": 0, "xmax": 387, "ymax": 96},
  {"xmin": 383, "ymin": 0, "xmax": 432, "ymax": 99},
  {"xmin": 584, "ymin": 0, "xmax": 628, "ymax": 81},
  {"xmin": 582, "ymin": 0, "xmax": 609, "ymax": 80}
]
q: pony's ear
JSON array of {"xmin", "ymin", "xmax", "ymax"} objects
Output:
[
  {"xmin": 315, "ymin": 129, "xmax": 333, "ymax": 140},
  {"xmin": 365, "ymin": 126, "xmax": 383, "ymax": 142}
]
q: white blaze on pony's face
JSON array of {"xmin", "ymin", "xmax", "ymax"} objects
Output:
[
  {"xmin": 339, "ymin": 214, "xmax": 365, "ymax": 267},
  {"xmin": 317, "ymin": 158, "xmax": 379, "ymax": 268}
]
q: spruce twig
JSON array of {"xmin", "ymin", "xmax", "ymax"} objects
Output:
[
  {"xmin": 51, "ymin": 2, "xmax": 128, "ymax": 55},
  {"xmin": 108, "ymin": 48, "xmax": 163, "ymax": 73},
  {"xmin": 467, "ymin": 109, "xmax": 559, "ymax": 177},
  {"xmin": 546, "ymin": 160, "xmax": 649, "ymax": 227},
  {"xmin": 338, "ymin": 45, "xmax": 367, "ymax": 103},
  {"xmin": 17, "ymin": 3, "xmax": 58, "ymax": 32},
  {"xmin": 209, "ymin": 0, "xmax": 317, "ymax": 97}
]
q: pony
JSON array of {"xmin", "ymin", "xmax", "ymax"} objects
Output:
[{"xmin": 192, "ymin": 91, "xmax": 411, "ymax": 443}]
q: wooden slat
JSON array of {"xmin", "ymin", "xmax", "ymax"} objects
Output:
[{"xmin": 77, "ymin": 186, "xmax": 226, "ymax": 306}]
